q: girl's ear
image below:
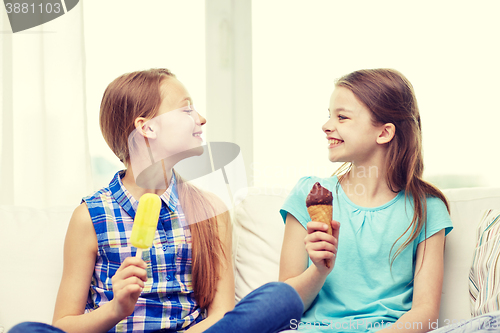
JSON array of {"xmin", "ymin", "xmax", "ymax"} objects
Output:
[
  {"xmin": 134, "ymin": 117, "xmax": 157, "ymax": 139},
  {"xmin": 377, "ymin": 123, "xmax": 395, "ymax": 144}
]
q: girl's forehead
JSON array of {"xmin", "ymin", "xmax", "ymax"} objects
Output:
[
  {"xmin": 330, "ymin": 87, "xmax": 362, "ymax": 110},
  {"xmin": 160, "ymin": 78, "xmax": 192, "ymax": 106}
]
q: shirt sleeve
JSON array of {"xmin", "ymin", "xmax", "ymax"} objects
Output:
[
  {"xmin": 417, "ymin": 196, "xmax": 453, "ymax": 244},
  {"xmin": 280, "ymin": 176, "xmax": 318, "ymax": 229}
]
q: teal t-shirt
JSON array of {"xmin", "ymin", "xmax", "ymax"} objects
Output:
[{"xmin": 280, "ymin": 176, "xmax": 453, "ymax": 332}]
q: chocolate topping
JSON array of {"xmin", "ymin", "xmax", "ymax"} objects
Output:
[{"xmin": 306, "ymin": 182, "xmax": 333, "ymax": 207}]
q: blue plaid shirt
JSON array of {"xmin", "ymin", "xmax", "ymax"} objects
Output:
[{"xmin": 83, "ymin": 171, "xmax": 203, "ymax": 333}]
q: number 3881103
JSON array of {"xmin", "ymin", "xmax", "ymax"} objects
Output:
[{"xmin": 5, "ymin": 2, "xmax": 62, "ymax": 14}]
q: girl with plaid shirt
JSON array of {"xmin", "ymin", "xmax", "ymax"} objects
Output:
[{"xmin": 9, "ymin": 69, "xmax": 302, "ymax": 333}]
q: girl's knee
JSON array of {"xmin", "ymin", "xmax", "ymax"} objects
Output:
[
  {"xmin": 260, "ymin": 282, "xmax": 304, "ymax": 315},
  {"xmin": 261, "ymin": 281, "xmax": 298, "ymax": 297}
]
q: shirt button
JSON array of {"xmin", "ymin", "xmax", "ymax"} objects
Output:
[
  {"xmin": 166, "ymin": 275, "xmax": 171, "ymax": 281},
  {"xmin": 169, "ymin": 316, "xmax": 174, "ymax": 320},
  {"xmin": 162, "ymin": 245, "xmax": 167, "ymax": 251}
]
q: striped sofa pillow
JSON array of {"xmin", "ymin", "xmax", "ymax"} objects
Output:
[{"xmin": 469, "ymin": 209, "xmax": 500, "ymax": 316}]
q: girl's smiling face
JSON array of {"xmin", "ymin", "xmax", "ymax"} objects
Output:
[
  {"xmin": 129, "ymin": 77, "xmax": 206, "ymax": 165},
  {"xmin": 144, "ymin": 77, "xmax": 206, "ymax": 161},
  {"xmin": 322, "ymin": 87, "xmax": 388, "ymax": 166}
]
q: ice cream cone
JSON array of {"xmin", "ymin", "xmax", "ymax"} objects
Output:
[
  {"xmin": 306, "ymin": 182, "xmax": 334, "ymax": 269},
  {"xmin": 307, "ymin": 204, "xmax": 333, "ymax": 268},
  {"xmin": 307, "ymin": 205, "xmax": 333, "ymax": 236}
]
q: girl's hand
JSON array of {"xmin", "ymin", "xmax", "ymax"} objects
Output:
[
  {"xmin": 110, "ymin": 256, "xmax": 148, "ymax": 319},
  {"xmin": 304, "ymin": 220, "xmax": 340, "ymax": 274}
]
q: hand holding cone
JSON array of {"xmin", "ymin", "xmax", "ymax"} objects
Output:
[{"xmin": 306, "ymin": 182, "xmax": 334, "ymax": 268}]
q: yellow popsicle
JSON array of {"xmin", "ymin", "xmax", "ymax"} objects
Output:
[{"xmin": 131, "ymin": 193, "xmax": 161, "ymax": 257}]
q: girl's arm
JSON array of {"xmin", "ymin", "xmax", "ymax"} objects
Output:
[
  {"xmin": 52, "ymin": 203, "xmax": 147, "ymax": 333},
  {"xmin": 279, "ymin": 213, "xmax": 339, "ymax": 311},
  {"xmin": 379, "ymin": 229, "xmax": 446, "ymax": 333},
  {"xmin": 185, "ymin": 212, "xmax": 235, "ymax": 332}
]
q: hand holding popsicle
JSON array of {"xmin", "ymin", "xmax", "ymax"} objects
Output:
[
  {"xmin": 131, "ymin": 193, "xmax": 162, "ymax": 257},
  {"xmin": 110, "ymin": 193, "xmax": 161, "ymax": 318},
  {"xmin": 111, "ymin": 256, "xmax": 148, "ymax": 318}
]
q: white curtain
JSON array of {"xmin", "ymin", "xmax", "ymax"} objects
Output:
[{"xmin": 0, "ymin": 3, "xmax": 92, "ymax": 209}]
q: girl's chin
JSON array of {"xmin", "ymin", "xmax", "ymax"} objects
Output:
[
  {"xmin": 328, "ymin": 154, "xmax": 341, "ymax": 163},
  {"xmin": 328, "ymin": 154, "xmax": 350, "ymax": 164},
  {"xmin": 189, "ymin": 145, "xmax": 204, "ymax": 156},
  {"xmin": 171, "ymin": 145, "xmax": 205, "ymax": 160}
]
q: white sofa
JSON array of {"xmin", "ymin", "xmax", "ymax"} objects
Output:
[{"xmin": 1, "ymin": 186, "xmax": 500, "ymax": 332}]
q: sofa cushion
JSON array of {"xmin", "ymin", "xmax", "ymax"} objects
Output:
[
  {"xmin": 231, "ymin": 187, "xmax": 289, "ymax": 302},
  {"xmin": 469, "ymin": 209, "xmax": 500, "ymax": 316},
  {"xmin": 440, "ymin": 187, "xmax": 500, "ymax": 324}
]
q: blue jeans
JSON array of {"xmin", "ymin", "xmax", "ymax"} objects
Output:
[
  {"xmin": 8, "ymin": 282, "xmax": 303, "ymax": 333},
  {"xmin": 203, "ymin": 282, "xmax": 303, "ymax": 333}
]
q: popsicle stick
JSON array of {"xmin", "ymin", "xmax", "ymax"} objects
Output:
[{"xmin": 136, "ymin": 248, "xmax": 143, "ymax": 258}]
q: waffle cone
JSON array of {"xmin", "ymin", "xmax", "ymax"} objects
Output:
[
  {"xmin": 307, "ymin": 204, "xmax": 333, "ymax": 268},
  {"xmin": 307, "ymin": 205, "xmax": 333, "ymax": 235}
]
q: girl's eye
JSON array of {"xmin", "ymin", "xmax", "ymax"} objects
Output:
[
  {"xmin": 184, "ymin": 109, "xmax": 193, "ymax": 114},
  {"xmin": 338, "ymin": 114, "xmax": 347, "ymax": 120}
]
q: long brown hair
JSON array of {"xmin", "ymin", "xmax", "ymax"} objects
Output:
[
  {"xmin": 100, "ymin": 68, "xmax": 227, "ymax": 309},
  {"xmin": 174, "ymin": 169, "xmax": 229, "ymax": 309},
  {"xmin": 334, "ymin": 68, "xmax": 449, "ymax": 265}
]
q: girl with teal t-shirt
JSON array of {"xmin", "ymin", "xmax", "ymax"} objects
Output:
[{"xmin": 279, "ymin": 69, "xmax": 453, "ymax": 332}]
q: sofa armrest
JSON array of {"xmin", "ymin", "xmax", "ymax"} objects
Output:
[{"xmin": 0, "ymin": 205, "xmax": 73, "ymax": 331}]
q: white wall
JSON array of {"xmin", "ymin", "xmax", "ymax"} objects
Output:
[
  {"xmin": 83, "ymin": 0, "xmax": 206, "ymax": 190},
  {"xmin": 252, "ymin": 0, "xmax": 500, "ymax": 189},
  {"xmin": 83, "ymin": 0, "xmax": 500, "ymax": 191}
]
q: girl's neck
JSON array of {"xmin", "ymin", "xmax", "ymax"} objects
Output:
[
  {"xmin": 339, "ymin": 163, "xmax": 397, "ymax": 208},
  {"xmin": 121, "ymin": 162, "xmax": 172, "ymax": 201}
]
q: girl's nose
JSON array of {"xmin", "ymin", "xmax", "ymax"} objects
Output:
[
  {"xmin": 198, "ymin": 113, "xmax": 207, "ymax": 126},
  {"xmin": 192, "ymin": 109, "xmax": 206, "ymax": 126},
  {"xmin": 322, "ymin": 119, "xmax": 333, "ymax": 133}
]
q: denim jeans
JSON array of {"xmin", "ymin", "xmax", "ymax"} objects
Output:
[
  {"xmin": 8, "ymin": 282, "xmax": 303, "ymax": 333},
  {"xmin": 203, "ymin": 281, "xmax": 303, "ymax": 333}
]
